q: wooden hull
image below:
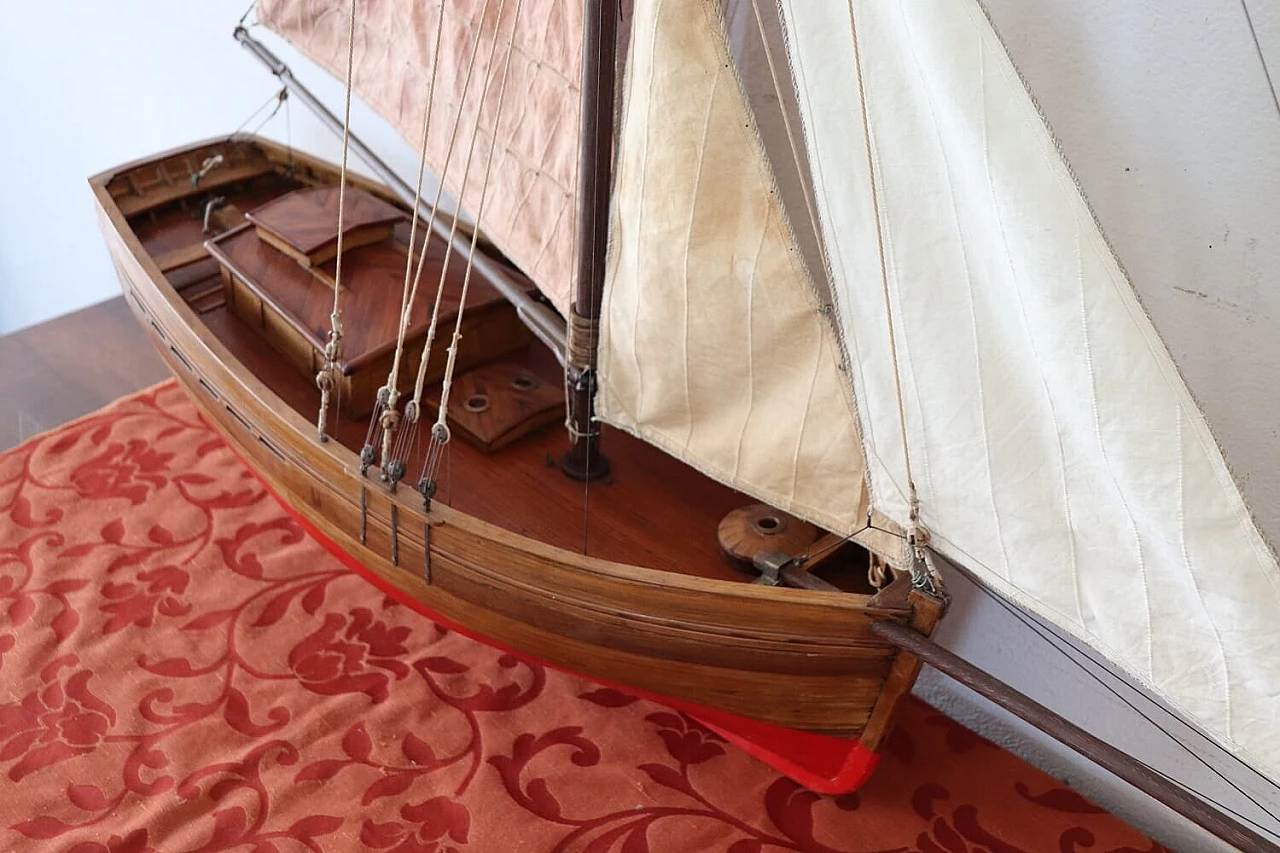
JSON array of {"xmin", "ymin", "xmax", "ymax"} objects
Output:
[{"xmin": 90, "ymin": 136, "xmax": 943, "ymax": 792}]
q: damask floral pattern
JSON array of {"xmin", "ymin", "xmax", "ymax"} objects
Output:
[{"xmin": 0, "ymin": 382, "xmax": 1164, "ymax": 852}]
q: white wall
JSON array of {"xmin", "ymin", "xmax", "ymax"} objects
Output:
[
  {"xmin": 0, "ymin": 0, "xmax": 422, "ymax": 335},
  {"xmin": 2, "ymin": 2, "xmax": 1278, "ymax": 849}
]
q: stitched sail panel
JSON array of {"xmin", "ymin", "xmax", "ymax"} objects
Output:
[
  {"xmin": 258, "ymin": 0, "xmax": 580, "ymax": 313},
  {"xmin": 596, "ymin": 0, "xmax": 904, "ymax": 561},
  {"xmin": 780, "ymin": 0, "xmax": 1280, "ymax": 783}
]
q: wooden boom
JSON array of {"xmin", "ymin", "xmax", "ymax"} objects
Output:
[{"xmin": 872, "ymin": 619, "xmax": 1280, "ymax": 853}]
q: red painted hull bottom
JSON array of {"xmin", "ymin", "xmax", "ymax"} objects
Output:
[{"xmin": 253, "ymin": 456, "xmax": 880, "ymax": 794}]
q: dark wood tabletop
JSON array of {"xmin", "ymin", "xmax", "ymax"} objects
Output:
[{"xmin": 0, "ymin": 297, "xmax": 169, "ymax": 452}]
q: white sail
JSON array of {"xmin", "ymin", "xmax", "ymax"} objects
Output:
[
  {"xmin": 258, "ymin": 0, "xmax": 581, "ymax": 313},
  {"xmin": 779, "ymin": 0, "xmax": 1280, "ymax": 783},
  {"xmin": 596, "ymin": 0, "xmax": 906, "ymax": 561}
]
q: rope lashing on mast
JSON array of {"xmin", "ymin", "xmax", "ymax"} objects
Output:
[
  {"xmin": 418, "ymin": 0, "xmax": 527, "ymax": 507},
  {"xmin": 377, "ymin": 0, "xmax": 504, "ymax": 487},
  {"xmin": 359, "ymin": 0, "xmax": 450, "ymax": 481},
  {"xmin": 562, "ymin": 311, "xmax": 603, "ymax": 443},
  {"xmin": 565, "ymin": 312, "xmax": 599, "ymax": 375},
  {"xmin": 315, "ymin": 0, "xmax": 359, "ymax": 443}
]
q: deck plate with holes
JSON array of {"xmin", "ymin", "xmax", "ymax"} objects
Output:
[{"xmin": 426, "ymin": 361, "xmax": 565, "ymax": 453}]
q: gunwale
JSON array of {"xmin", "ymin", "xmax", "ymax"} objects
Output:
[{"xmin": 89, "ymin": 134, "xmax": 937, "ymax": 745}]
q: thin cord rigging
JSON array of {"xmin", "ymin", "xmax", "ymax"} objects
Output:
[
  {"xmin": 746, "ymin": 0, "xmax": 833, "ymax": 281},
  {"xmin": 360, "ymin": 0, "xmax": 451, "ymax": 480},
  {"xmin": 843, "ymin": 0, "xmax": 937, "ymax": 597},
  {"xmin": 743, "ymin": 0, "xmax": 911, "ymax": 576},
  {"xmin": 955, "ymin": 562, "xmax": 1280, "ymax": 829},
  {"xmin": 386, "ymin": 0, "xmax": 505, "ymax": 480},
  {"xmin": 1240, "ymin": 0, "xmax": 1280, "ymax": 123},
  {"xmin": 315, "ymin": 0, "xmax": 360, "ymax": 442},
  {"xmin": 416, "ymin": 0, "xmax": 527, "ymax": 501},
  {"xmin": 232, "ymin": 87, "xmax": 288, "ymax": 139}
]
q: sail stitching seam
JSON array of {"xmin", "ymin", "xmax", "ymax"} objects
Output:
[
  {"xmin": 772, "ymin": 0, "xmax": 879, "ymax": 482},
  {"xmin": 600, "ymin": 405, "xmax": 892, "ymax": 548},
  {"xmin": 594, "ymin": 0, "xmax": 876, "ymax": 531},
  {"xmin": 863, "ymin": 154, "xmax": 938, "ymax": 536},
  {"xmin": 622, "ymin": 4, "xmax": 662, "ymax": 425},
  {"xmin": 678, "ymin": 14, "xmax": 720, "ymax": 453},
  {"xmin": 894, "ymin": 3, "xmax": 1011, "ymax": 583},
  {"xmin": 972, "ymin": 36, "xmax": 1084, "ymax": 625},
  {"xmin": 1075, "ymin": 231, "xmax": 1155, "ymax": 680},
  {"xmin": 752, "ymin": 0, "xmax": 833, "ymax": 283},
  {"xmin": 293, "ymin": 0, "xmax": 581, "ymax": 305},
  {"xmin": 972, "ymin": 0, "xmax": 1280, "ymax": 578},
  {"xmin": 788, "ymin": 313, "xmax": 824, "ymax": 506},
  {"xmin": 731, "ymin": 220, "xmax": 770, "ymax": 481},
  {"xmin": 698, "ymin": 0, "xmax": 855, "ymax": 503},
  {"xmin": 974, "ymin": 2, "xmax": 1280, "ymax": 694},
  {"xmin": 844, "ymin": 0, "xmax": 923, "ymax": 538},
  {"xmin": 744, "ymin": 0, "xmax": 867, "ymax": 512},
  {"xmin": 368, "ymin": 4, "xmax": 580, "ymax": 172},
  {"xmin": 1175, "ymin": 408, "xmax": 1235, "ymax": 738},
  {"xmin": 960, "ymin": 561, "xmax": 1280, "ymax": 832},
  {"xmin": 987, "ymin": 0, "xmax": 1280, "ymax": 599},
  {"xmin": 963, "ymin": 0, "xmax": 1168, "ymax": 675},
  {"xmin": 776, "ymin": 1, "xmax": 910, "ymax": 546},
  {"xmin": 927, "ymin": 528, "xmax": 1280, "ymax": 789},
  {"xmin": 964, "ymin": 0, "xmax": 1280, "ymax": 786},
  {"xmin": 599, "ymin": 0, "xmax": 885, "ymax": 546},
  {"xmin": 493, "ymin": 63, "xmax": 545, "ymax": 223}
]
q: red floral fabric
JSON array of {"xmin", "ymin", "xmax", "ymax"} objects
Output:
[{"xmin": 0, "ymin": 382, "xmax": 1164, "ymax": 852}]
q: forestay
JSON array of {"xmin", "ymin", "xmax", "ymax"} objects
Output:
[
  {"xmin": 595, "ymin": 0, "xmax": 907, "ymax": 562},
  {"xmin": 779, "ymin": 0, "xmax": 1280, "ymax": 784},
  {"xmin": 258, "ymin": 0, "xmax": 581, "ymax": 313}
]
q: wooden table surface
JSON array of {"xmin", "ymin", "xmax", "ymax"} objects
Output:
[{"xmin": 0, "ymin": 297, "xmax": 168, "ymax": 452}]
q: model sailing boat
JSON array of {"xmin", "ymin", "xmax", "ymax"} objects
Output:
[{"xmin": 90, "ymin": 0, "xmax": 1280, "ymax": 845}]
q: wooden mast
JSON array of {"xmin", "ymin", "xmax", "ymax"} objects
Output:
[{"xmin": 560, "ymin": 0, "xmax": 618, "ymax": 481}]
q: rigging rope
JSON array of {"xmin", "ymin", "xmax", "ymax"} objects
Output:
[
  {"xmin": 315, "ymin": 0, "xmax": 360, "ymax": 442},
  {"xmin": 383, "ymin": 0, "xmax": 504, "ymax": 483},
  {"xmin": 744, "ymin": 0, "xmax": 909, "ymax": 576},
  {"xmin": 1240, "ymin": 0, "xmax": 1280, "ymax": 123},
  {"xmin": 359, "ymin": 0, "xmax": 451, "ymax": 479},
  {"xmin": 231, "ymin": 87, "xmax": 288, "ymax": 139},
  {"xmin": 746, "ymin": 0, "xmax": 833, "ymax": 282},
  {"xmin": 417, "ymin": 0, "xmax": 527, "ymax": 502},
  {"xmin": 843, "ymin": 0, "xmax": 938, "ymax": 593},
  {"xmin": 958, "ymin": 562, "xmax": 1280, "ymax": 835}
]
